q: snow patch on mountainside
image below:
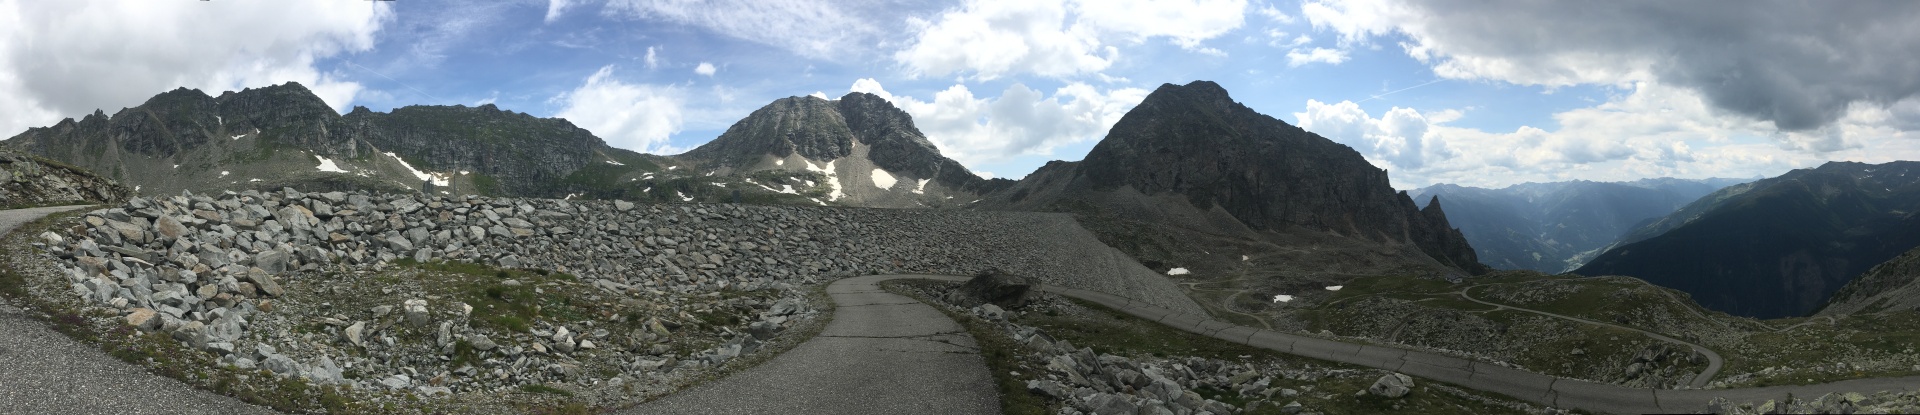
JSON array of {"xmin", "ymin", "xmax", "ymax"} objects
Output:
[
  {"xmin": 385, "ymin": 152, "xmax": 450, "ymax": 186},
  {"xmin": 314, "ymin": 155, "xmax": 347, "ymax": 173},
  {"xmin": 871, "ymin": 169, "xmax": 896, "ymax": 189}
]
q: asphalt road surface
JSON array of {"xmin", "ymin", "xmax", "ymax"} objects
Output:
[
  {"xmin": 625, "ymin": 274, "xmax": 997, "ymax": 414},
  {"xmin": 0, "ymin": 205, "xmax": 278, "ymax": 415}
]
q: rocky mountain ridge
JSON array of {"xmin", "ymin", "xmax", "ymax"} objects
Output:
[
  {"xmin": 981, "ymin": 81, "xmax": 1487, "ymax": 276},
  {"xmin": 2, "ymin": 83, "xmax": 997, "ymax": 209},
  {"xmin": 679, "ymin": 92, "xmax": 1010, "ymax": 207}
]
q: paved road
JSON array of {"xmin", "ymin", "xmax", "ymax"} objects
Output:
[
  {"xmin": 1031, "ymin": 280, "xmax": 1920, "ymax": 415},
  {"xmin": 1459, "ymin": 284, "xmax": 1725, "ymax": 388},
  {"xmin": 626, "ymin": 274, "xmax": 997, "ymax": 414},
  {"xmin": 0, "ymin": 205, "xmax": 278, "ymax": 415}
]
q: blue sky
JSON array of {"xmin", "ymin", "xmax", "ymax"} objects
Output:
[{"xmin": 4, "ymin": 0, "xmax": 1919, "ymax": 189}]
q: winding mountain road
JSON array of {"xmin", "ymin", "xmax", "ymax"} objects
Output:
[
  {"xmin": 1037, "ymin": 280, "xmax": 1920, "ymax": 415},
  {"xmin": 0, "ymin": 205, "xmax": 277, "ymax": 415},
  {"xmin": 1458, "ymin": 284, "xmax": 1725, "ymax": 388}
]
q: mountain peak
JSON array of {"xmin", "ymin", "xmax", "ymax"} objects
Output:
[{"xmin": 1043, "ymin": 80, "xmax": 1486, "ymax": 274}]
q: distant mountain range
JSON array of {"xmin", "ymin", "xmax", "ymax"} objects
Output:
[
  {"xmin": 0, "ymin": 82, "xmax": 994, "ymax": 208},
  {"xmin": 3, "ymin": 80, "xmax": 1491, "ymax": 278},
  {"xmin": 1409, "ymin": 178, "xmax": 1750, "ymax": 273},
  {"xmin": 1575, "ymin": 161, "xmax": 1920, "ymax": 319}
]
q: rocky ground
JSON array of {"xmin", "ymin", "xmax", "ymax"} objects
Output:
[
  {"xmin": 889, "ymin": 278, "xmax": 1571, "ymax": 415},
  {"xmin": 0, "ymin": 148, "xmax": 128, "ymax": 208},
  {"xmin": 1284, "ymin": 274, "xmax": 1712, "ymax": 390},
  {"xmin": 7, "ymin": 188, "xmax": 1200, "ymax": 412},
  {"xmin": 1707, "ymin": 390, "xmax": 1920, "ymax": 414}
]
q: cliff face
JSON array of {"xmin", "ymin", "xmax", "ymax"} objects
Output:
[{"xmin": 1043, "ymin": 81, "xmax": 1485, "ymax": 274}]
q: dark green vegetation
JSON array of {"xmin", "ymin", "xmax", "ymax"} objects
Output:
[
  {"xmin": 1577, "ymin": 161, "xmax": 1920, "ymax": 319},
  {"xmin": 1409, "ymin": 178, "xmax": 1746, "ymax": 273},
  {"xmin": 390, "ymin": 258, "xmax": 579, "ymax": 333}
]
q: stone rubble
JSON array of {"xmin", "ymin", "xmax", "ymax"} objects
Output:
[
  {"xmin": 1707, "ymin": 390, "xmax": 1920, "ymax": 414},
  {"xmin": 28, "ymin": 188, "xmax": 1198, "ymax": 408}
]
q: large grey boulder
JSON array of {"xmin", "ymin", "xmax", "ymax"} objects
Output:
[
  {"xmin": 240, "ymin": 268, "xmax": 284, "ymax": 297},
  {"xmin": 1367, "ymin": 372, "xmax": 1414, "ymax": 398},
  {"xmin": 403, "ymin": 299, "xmax": 430, "ymax": 326}
]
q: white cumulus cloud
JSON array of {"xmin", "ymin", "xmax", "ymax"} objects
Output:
[
  {"xmin": 1285, "ymin": 47, "xmax": 1347, "ymax": 66},
  {"xmin": 851, "ymin": 78, "xmax": 1147, "ymax": 169},
  {"xmin": 896, "ymin": 0, "xmax": 1247, "ymax": 80},
  {"xmin": 545, "ymin": 0, "xmax": 577, "ymax": 23},
  {"xmin": 0, "ymin": 1, "xmax": 387, "ymax": 137},
  {"xmin": 603, "ymin": 0, "xmax": 885, "ymax": 60},
  {"xmin": 553, "ymin": 65, "xmax": 684, "ymax": 154},
  {"xmin": 1289, "ymin": 82, "xmax": 1907, "ymax": 188},
  {"xmin": 694, "ymin": 62, "xmax": 716, "ymax": 76}
]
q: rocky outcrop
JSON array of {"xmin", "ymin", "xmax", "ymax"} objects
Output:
[
  {"xmin": 985, "ymin": 81, "xmax": 1487, "ymax": 275},
  {"xmin": 0, "ymin": 149, "xmax": 130, "ymax": 206},
  {"xmin": 1410, "ymin": 196, "xmax": 1486, "ymax": 276}
]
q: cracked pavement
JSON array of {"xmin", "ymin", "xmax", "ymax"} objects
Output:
[{"xmin": 624, "ymin": 275, "xmax": 996, "ymax": 414}]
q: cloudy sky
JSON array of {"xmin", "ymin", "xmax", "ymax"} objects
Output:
[{"xmin": 3, "ymin": 0, "xmax": 1919, "ymax": 189}]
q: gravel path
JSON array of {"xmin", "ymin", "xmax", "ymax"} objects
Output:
[
  {"xmin": 0, "ymin": 205, "xmax": 278, "ymax": 415},
  {"xmin": 1459, "ymin": 284, "xmax": 1726, "ymax": 388},
  {"xmin": 624, "ymin": 274, "xmax": 997, "ymax": 414}
]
